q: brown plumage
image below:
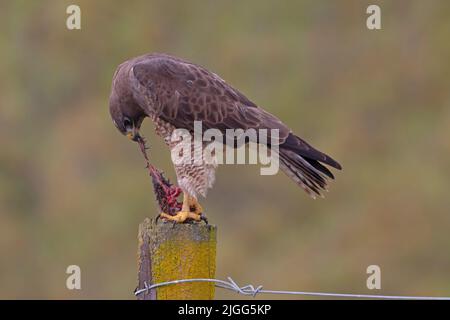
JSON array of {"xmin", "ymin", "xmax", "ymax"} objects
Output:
[{"xmin": 109, "ymin": 53, "xmax": 341, "ymax": 202}]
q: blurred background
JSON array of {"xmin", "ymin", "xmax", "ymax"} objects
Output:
[{"xmin": 0, "ymin": 0, "xmax": 449, "ymax": 299}]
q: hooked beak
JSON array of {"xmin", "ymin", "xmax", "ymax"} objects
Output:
[{"xmin": 126, "ymin": 127, "xmax": 141, "ymax": 142}]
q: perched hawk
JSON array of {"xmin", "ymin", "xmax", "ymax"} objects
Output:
[{"xmin": 109, "ymin": 53, "xmax": 341, "ymax": 222}]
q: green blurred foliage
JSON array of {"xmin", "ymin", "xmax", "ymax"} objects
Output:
[{"xmin": 0, "ymin": 0, "xmax": 449, "ymax": 299}]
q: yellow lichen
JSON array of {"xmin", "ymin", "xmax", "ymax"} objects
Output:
[{"xmin": 150, "ymin": 221, "xmax": 217, "ymax": 300}]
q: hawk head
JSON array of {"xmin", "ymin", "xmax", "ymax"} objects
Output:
[
  {"xmin": 109, "ymin": 97, "xmax": 144, "ymax": 142},
  {"xmin": 109, "ymin": 64, "xmax": 146, "ymax": 142}
]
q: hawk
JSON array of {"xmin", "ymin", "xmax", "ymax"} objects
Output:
[{"xmin": 109, "ymin": 53, "xmax": 341, "ymax": 223}]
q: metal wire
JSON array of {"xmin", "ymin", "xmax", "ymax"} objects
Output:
[{"xmin": 134, "ymin": 276, "xmax": 450, "ymax": 300}]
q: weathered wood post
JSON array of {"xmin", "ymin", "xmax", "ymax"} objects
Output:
[{"xmin": 137, "ymin": 218, "xmax": 217, "ymax": 300}]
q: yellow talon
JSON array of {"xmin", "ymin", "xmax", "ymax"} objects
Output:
[
  {"xmin": 159, "ymin": 211, "xmax": 201, "ymax": 223},
  {"xmin": 158, "ymin": 193, "xmax": 205, "ymax": 223}
]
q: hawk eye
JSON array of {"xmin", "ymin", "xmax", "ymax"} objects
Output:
[{"xmin": 123, "ymin": 117, "xmax": 132, "ymax": 128}]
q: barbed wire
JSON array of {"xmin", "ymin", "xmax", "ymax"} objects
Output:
[{"xmin": 134, "ymin": 276, "xmax": 450, "ymax": 300}]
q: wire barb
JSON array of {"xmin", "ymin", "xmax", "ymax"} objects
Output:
[{"xmin": 134, "ymin": 276, "xmax": 450, "ymax": 300}]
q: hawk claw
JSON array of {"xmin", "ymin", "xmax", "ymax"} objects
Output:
[
  {"xmin": 200, "ymin": 214, "xmax": 209, "ymax": 225},
  {"xmin": 158, "ymin": 211, "xmax": 201, "ymax": 223}
]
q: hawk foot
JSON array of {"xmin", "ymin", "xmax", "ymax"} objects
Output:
[
  {"xmin": 156, "ymin": 194, "xmax": 207, "ymax": 224},
  {"xmin": 159, "ymin": 211, "xmax": 201, "ymax": 223}
]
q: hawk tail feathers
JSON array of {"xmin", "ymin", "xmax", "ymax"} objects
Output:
[
  {"xmin": 282, "ymin": 134, "xmax": 342, "ymax": 170},
  {"xmin": 279, "ymin": 147, "xmax": 340, "ymax": 199}
]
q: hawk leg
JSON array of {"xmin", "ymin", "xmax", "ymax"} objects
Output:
[
  {"xmin": 159, "ymin": 193, "xmax": 201, "ymax": 223},
  {"xmin": 188, "ymin": 196, "xmax": 203, "ymax": 216},
  {"xmin": 188, "ymin": 195, "xmax": 208, "ymax": 224}
]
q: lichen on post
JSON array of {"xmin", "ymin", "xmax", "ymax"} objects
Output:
[{"xmin": 137, "ymin": 218, "xmax": 217, "ymax": 300}]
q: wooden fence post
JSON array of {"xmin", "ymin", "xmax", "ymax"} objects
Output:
[{"xmin": 137, "ymin": 218, "xmax": 217, "ymax": 300}]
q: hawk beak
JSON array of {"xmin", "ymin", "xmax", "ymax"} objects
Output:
[{"xmin": 126, "ymin": 128, "xmax": 141, "ymax": 142}]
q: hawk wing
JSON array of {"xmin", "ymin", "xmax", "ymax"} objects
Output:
[
  {"xmin": 129, "ymin": 54, "xmax": 341, "ymax": 197},
  {"xmin": 130, "ymin": 54, "xmax": 291, "ymax": 144}
]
